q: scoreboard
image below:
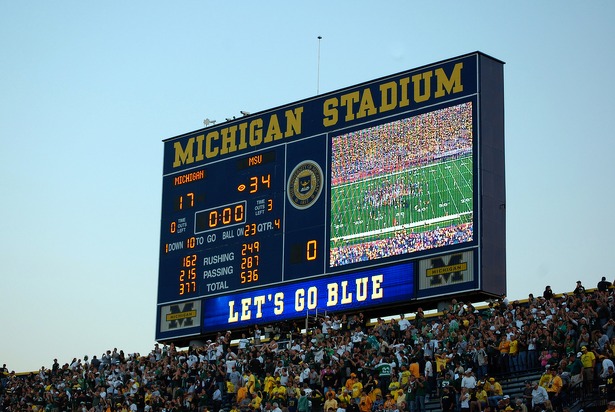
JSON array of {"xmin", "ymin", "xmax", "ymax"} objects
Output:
[{"xmin": 156, "ymin": 52, "xmax": 506, "ymax": 342}]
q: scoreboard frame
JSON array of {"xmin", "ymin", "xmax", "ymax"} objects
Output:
[{"xmin": 156, "ymin": 52, "xmax": 505, "ymax": 343}]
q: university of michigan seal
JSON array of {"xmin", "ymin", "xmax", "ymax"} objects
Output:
[{"xmin": 287, "ymin": 160, "xmax": 323, "ymax": 210}]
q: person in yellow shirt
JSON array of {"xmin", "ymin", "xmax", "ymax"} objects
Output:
[
  {"xmin": 264, "ymin": 372, "xmax": 276, "ymax": 395},
  {"xmin": 545, "ymin": 368, "xmax": 563, "ymax": 410},
  {"xmin": 435, "ymin": 352, "xmax": 450, "ymax": 375},
  {"xmin": 226, "ymin": 380, "xmax": 236, "ymax": 398},
  {"xmin": 399, "ymin": 365, "xmax": 412, "ymax": 388},
  {"xmin": 580, "ymin": 346, "xmax": 596, "ymax": 394},
  {"xmin": 498, "ymin": 336, "xmax": 511, "ymax": 374},
  {"xmin": 409, "ymin": 359, "xmax": 420, "ymax": 378},
  {"xmin": 368, "ymin": 384, "xmax": 382, "ymax": 402},
  {"xmin": 358, "ymin": 390, "xmax": 373, "ymax": 412},
  {"xmin": 352, "ymin": 379, "xmax": 364, "ymax": 401},
  {"xmin": 144, "ymin": 389, "xmax": 152, "ymax": 405},
  {"xmin": 538, "ymin": 367, "xmax": 552, "ymax": 389},
  {"xmin": 345, "ymin": 373, "xmax": 358, "ymax": 393},
  {"xmin": 271, "ymin": 380, "xmax": 287, "ymax": 405},
  {"xmin": 383, "ymin": 393, "xmax": 396, "ymax": 410},
  {"xmin": 246, "ymin": 370, "xmax": 257, "ymax": 395},
  {"xmin": 324, "ymin": 391, "xmax": 338, "ymax": 412},
  {"xmin": 236, "ymin": 385, "xmax": 248, "ymax": 404},
  {"xmin": 388, "ymin": 375, "xmax": 401, "ymax": 400},
  {"xmin": 472, "ymin": 383, "xmax": 488, "ymax": 412},
  {"xmin": 337, "ymin": 388, "xmax": 351, "ymax": 406},
  {"xmin": 485, "ymin": 377, "xmax": 503, "ymax": 407},
  {"xmin": 509, "ymin": 334, "xmax": 519, "ymax": 372},
  {"xmin": 250, "ymin": 392, "xmax": 263, "ymax": 410}
]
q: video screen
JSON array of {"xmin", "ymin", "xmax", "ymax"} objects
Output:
[{"xmin": 329, "ymin": 101, "xmax": 474, "ymax": 267}]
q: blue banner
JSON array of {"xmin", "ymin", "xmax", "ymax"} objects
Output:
[{"xmin": 203, "ymin": 262, "xmax": 414, "ymax": 330}]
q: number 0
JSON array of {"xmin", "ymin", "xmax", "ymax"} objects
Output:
[{"xmin": 306, "ymin": 240, "xmax": 317, "ymax": 261}]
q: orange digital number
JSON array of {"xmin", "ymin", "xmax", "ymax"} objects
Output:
[
  {"xmin": 240, "ymin": 269, "xmax": 259, "ymax": 283},
  {"xmin": 249, "ymin": 176, "xmax": 258, "ymax": 194},
  {"xmin": 306, "ymin": 240, "xmax": 317, "ymax": 261},
  {"xmin": 244, "ymin": 223, "xmax": 257, "ymax": 237},
  {"xmin": 261, "ymin": 174, "xmax": 271, "ymax": 189}
]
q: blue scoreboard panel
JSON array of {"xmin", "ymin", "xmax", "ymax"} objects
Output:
[{"xmin": 156, "ymin": 52, "xmax": 506, "ymax": 342}]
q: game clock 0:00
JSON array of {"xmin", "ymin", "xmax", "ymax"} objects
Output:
[{"xmin": 194, "ymin": 201, "xmax": 247, "ymax": 233}]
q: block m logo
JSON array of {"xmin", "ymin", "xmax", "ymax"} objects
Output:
[
  {"xmin": 165, "ymin": 302, "xmax": 198, "ymax": 329},
  {"xmin": 426, "ymin": 253, "xmax": 467, "ymax": 286}
]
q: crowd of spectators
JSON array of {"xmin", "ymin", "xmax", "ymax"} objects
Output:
[
  {"xmin": 2, "ymin": 278, "xmax": 615, "ymax": 412},
  {"xmin": 330, "ymin": 102, "xmax": 473, "ymax": 186},
  {"xmin": 330, "ymin": 222, "xmax": 473, "ymax": 267}
]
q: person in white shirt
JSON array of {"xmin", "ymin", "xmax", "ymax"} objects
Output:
[
  {"xmin": 300, "ymin": 365, "xmax": 311, "ymax": 384},
  {"xmin": 398, "ymin": 314, "xmax": 411, "ymax": 332},
  {"xmin": 531, "ymin": 381, "xmax": 548, "ymax": 409},
  {"xmin": 461, "ymin": 369, "xmax": 477, "ymax": 389},
  {"xmin": 238, "ymin": 333, "xmax": 250, "ymax": 350},
  {"xmin": 601, "ymin": 354, "xmax": 615, "ymax": 379}
]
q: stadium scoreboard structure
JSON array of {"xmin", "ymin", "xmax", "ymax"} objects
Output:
[{"xmin": 156, "ymin": 52, "xmax": 505, "ymax": 343}]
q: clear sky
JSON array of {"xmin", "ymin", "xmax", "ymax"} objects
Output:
[{"xmin": 1, "ymin": 1, "xmax": 614, "ymax": 373}]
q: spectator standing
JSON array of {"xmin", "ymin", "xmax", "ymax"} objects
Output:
[
  {"xmin": 531, "ymin": 382, "xmax": 548, "ymax": 411},
  {"xmin": 297, "ymin": 390, "xmax": 309, "ymax": 412},
  {"xmin": 459, "ymin": 387, "xmax": 471, "ymax": 412},
  {"xmin": 413, "ymin": 376, "xmax": 428, "ymax": 412},
  {"xmin": 521, "ymin": 381, "xmax": 533, "ymax": 412},
  {"xmin": 574, "ymin": 281, "xmax": 586, "ymax": 295},
  {"xmin": 598, "ymin": 277, "xmax": 612, "ymax": 292},
  {"xmin": 461, "ymin": 369, "xmax": 477, "ymax": 390},
  {"xmin": 566, "ymin": 352, "xmax": 584, "ymax": 388},
  {"xmin": 398, "ymin": 314, "xmax": 411, "ymax": 333},
  {"xmin": 324, "ymin": 391, "xmax": 338, "ymax": 412},
  {"xmin": 545, "ymin": 368, "xmax": 563, "ymax": 411},
  {"xmin": 440, "ymin": 386, "xmax": 455, "ymax": 412},
  {"xmin": 424, "ymin": 356, "xmax": 436, "ymax": 396},
  {"xmin": 580, "ymin": 346, "xmax": 596, "ymax": 394},
  {"xmin": 497, "ymin": 334, "xmax": 511, "ymax": 374},
  {"xmin": 358, "ymin": 390, "xmax": 372, "ymax": 412}
]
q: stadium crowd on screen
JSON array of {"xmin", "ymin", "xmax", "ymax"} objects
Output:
[{"xmin": 2, "ymin": 276, "xmax": 615, "ymax": 412}]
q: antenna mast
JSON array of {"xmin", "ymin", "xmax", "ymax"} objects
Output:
[{"xmin": 317, "ymin": 36, "xmax": 322, "ymax": 95}]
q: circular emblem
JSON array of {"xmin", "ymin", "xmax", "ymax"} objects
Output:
[{"xmin": 287, "ymin": 160, "xmax": 323, "ymax": 210}]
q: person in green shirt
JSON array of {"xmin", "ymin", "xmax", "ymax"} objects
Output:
[
  {"xmin": 375, "ymin": 357, "xmax": 392, "ymax": 392},
  {"xmin": 298, "ymin": 390, "xmax": 309, "ymax": 412},
  {"xmin": 565, "ymin": 352, "xmax": 583, "ymax": 387}
]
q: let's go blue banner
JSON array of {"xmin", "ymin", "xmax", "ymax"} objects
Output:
[{"xmin": 203, "ymin": 262, "xmax": 414, "ymax": 330}]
